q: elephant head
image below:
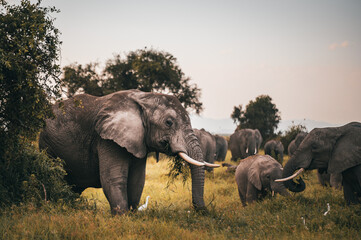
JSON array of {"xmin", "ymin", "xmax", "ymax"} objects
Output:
[
  {"xmin": 229, "ymin": 128, "xmax": 263, "ymax": 161},
  {"xmin": 295, "ymin": 132, "xmax": 307, "ymax": 147},
  {"xmin": 248, "ymin": 155, "xmax": 289, "ymax": 197},
  {"xmin": 276, "ymin": 122, "xmax": 361, "ymax": 194},
  {"xmin": 245, "ymin": 129, "xmax": 262, "ymax": 156}
]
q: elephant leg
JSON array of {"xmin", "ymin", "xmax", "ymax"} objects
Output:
[
  {"xmin": 343, "ymin": 181, "xmax": 358, "ymax": 205},
  {"xmin": 127, "ymin": 156, "xmax": 147, "ymax": 210},
  {"xmin": 342, "ymin": 165, "xmax": 361, "ymax": 205},
  {"xmin": 237, "ymin": 186, "xmax": 246, "ymax": 207},
  {"xmin": 98, "ymin": 139, "xmax": 131, "ymax": 215},
  {"xmin": 330, "ymin": 173, "xmax": 342, "ymax": 190},
  {"xmin": 245, "ymin": 182, "xmax": 259, "ymax": 205}
]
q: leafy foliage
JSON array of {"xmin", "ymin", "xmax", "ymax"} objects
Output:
[
  {"xmin": 231, "ymin": 95, "xmax": 281, "ymax": 142},
  {"xmin": 0, "ymin": 0, "xmax": 74, "ymax": 206},
  {"xmin": 280, "ymin": 123, "xmax": 307, "ymax": 154},
  {"xmin": 0, "ymin": 142, "xmax": 78, "ymax": 205},
  {"xmin": 0, "ymin": 0, "xmax": 61, "ymax": 140},
  {"xmin": 61, "ymin": 48, "xmax": 203, "ymax": 113},
  {"xmin": 166, "ymin": 155, "xmax": 191, "ymax": 186}
]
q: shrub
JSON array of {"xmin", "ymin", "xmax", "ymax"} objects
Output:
[{"xmin": 0, "ymin": 141, "xmax": 78, "ymax": 206}]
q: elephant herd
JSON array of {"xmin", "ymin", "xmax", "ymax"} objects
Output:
[{"xmin": 39, "ymin": 90, "xmax": 361, "ymax": 215}]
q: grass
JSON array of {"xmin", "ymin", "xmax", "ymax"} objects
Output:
[{"xmin": 1, "ymin": 151, "xmax": 361, "ymax": 239}]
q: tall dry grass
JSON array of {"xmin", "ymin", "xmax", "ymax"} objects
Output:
[{"xmin": 1, "ymin": 151, "xmax": 360, "ymax": 239}]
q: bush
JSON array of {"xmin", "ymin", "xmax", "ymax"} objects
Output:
[
  {"xmin": 0, "ymin": 1, "xmax": 75, "ymax": 207},
  {"xmin": 0, "ymin": 141, "xmax": 78, "ymax": 206}
]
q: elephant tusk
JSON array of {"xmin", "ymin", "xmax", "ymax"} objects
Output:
[
  {"xmin": 275, "ymin": 168, "xmax": 305, "ymax": 182},
  {"xmin": 204, "ymin": 162, "xmax": 220, "ymax": 168},
  {"xmin": 178, "ymin": 152, "xmax": 205, "ymax": 167}
]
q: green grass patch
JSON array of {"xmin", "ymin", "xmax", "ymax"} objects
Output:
[{"xmin": 1, "ymin": 151, "xmax": 360, "ymax": 239}]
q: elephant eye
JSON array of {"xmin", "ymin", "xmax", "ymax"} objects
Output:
[{"xmin": 165, "ymin": 119, "xmax": 173, "ymax": 127}]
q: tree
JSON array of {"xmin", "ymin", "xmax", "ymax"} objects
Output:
[
  {"xmin": 62, "ymin": 63, "xmax": 104, "ymax": 97},
  {"xmin": 61, "ymin": 48, "xmax": 203, "ymax": 113},
  {"xmin": 230, "ymin": 105, "xmax": 243, "ymax": 126},
  {"xmin": 0, "ymin": 0, "xmax": 75, "ymax": 205},
  {"xmin": 0, "ymin": 0, "xmax": 61, "ymax": 140},
  {"xmin": 231, "ymin": 95, "xmax": 281, "ymax": 142}
]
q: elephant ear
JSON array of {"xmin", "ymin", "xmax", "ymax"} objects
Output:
[
  {"xmin": 95, "ymin": 91, "xmax": 147, "ymax": 159},
  {"xmin": 329, "ymin": 127, "xmax": 361, "ymax": 174},
  {"xmin": 248, "ymin": 161, "xmax": 262, "ymax": 190}
]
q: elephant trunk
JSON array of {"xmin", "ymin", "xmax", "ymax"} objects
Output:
[
  {"xmin": 185, "ymin": 131, "xmax": 206, "ymax": 210},
  {"xmin": 280, "ymin": 157, "xmax": 306, "ymax": 192},
  {"xmin": 249, "ymin": 140, "xmax": 257, "ymax": 155},
  {"xmin": 271, "ymin": 181, "xmax": 290, "ymax": 197}
]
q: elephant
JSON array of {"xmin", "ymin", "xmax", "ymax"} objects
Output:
[
  {"xmin": 235, "ymin": 155, "xmax": 290, "ymax": 206},
  {"xmin": 317, "ymin": 170, "xmax": 343, "ymax": 190},
  {"xmin": 287, "ymin": 132, "xmax": 307, "ymax": 157},
  {"xmin": 264, "ymin": 139, "xmax": 284, "ymax": 165},
  {"xmin": 214, "ymin": 135, "xmax": 228, "ymax": 162},
  {"xmin": 229, "ymin": 129, "xmax": 262, "ymax": 161},
  {"xmin": 193, "ymin": 128, "xmax": 217, "ymax": 172},
  {"xmin": 39, "ymin": 90, "xmax": 219, "ymax": 215},
  {"xmin": 276, "ymin": 122, "xmax": 361, "ymax": 205}
]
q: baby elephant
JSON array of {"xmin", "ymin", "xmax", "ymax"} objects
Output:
[{"xmin": 235, "ymin": 155, "xmax": 290, "ymax": 206}]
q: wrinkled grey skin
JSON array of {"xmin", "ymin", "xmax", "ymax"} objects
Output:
[
  {"xmin": 194, "ymin": 128, "xmax": 216, "ymax": 172},
  {"xmin": 39, "ymin": 90, "xmax": 207, "ymax": 214},
  {"xmin": 264, "ymin": 140, "xmax": 284, "ymax": 165},
  {"xmin": 317, "ymin": 170, "xmax": 343, "ymax": 190},
  {"xmin": 288, "ymin": 132, "xmax": 307, "ymax": 157},
  {"xmin": 229, "ymin": 129, "xmax": 263, "ymax": 161},
  {"xmin": 235, "ymin": 155, "xmax": 290, "ymax": 206},
  {"xmin": 282, "ymin": 122, "xmax": 361, "ymax": 205},
  {"xmin": 214, "ymin": 135, "xmax": 228, "ymax": 162}
]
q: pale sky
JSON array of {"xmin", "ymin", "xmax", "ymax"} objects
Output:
[{"xmin": 20, "ymin": 0, "xmax": 361, "ymax": 124}]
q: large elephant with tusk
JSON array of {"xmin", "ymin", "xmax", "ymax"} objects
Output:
[
  {"xmin": 39, "ymin": 90, "xmax": 219, "ymax": 215},
  {"xmin": 229, "ymin": 129, "xmax": 262, "ymax": 161},
  {"xmin": 276, "ymin": 122, "xmax": 361, "ymax": 205}
]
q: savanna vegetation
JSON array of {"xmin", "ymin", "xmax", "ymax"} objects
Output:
[
  {"xmin": 1, "ymin": 1, "xmax": 360, "ymax": 239},
  {"xmin": 1, "ymin": 152, "xmax": 361, "ymax": 239}
]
